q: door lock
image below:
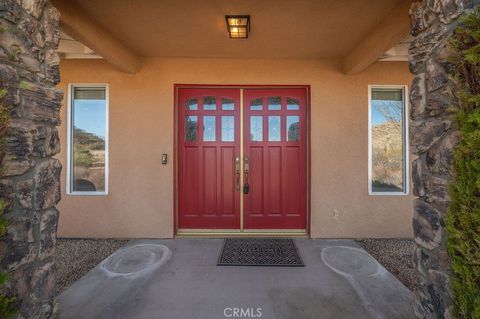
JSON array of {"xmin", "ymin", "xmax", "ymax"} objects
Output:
[{"xmin": 243, "ymin": 183, "xmax": 249, "ymax": 194}]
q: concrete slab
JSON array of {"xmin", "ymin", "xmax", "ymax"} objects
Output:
[{"xmin": 58, "ymin": 239, "xmax": 414, "ymax": 319}]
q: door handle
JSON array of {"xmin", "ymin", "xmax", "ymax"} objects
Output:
[
  {"xmin": 243, "ymin": 156, "xmax": 249, "ymax": 194},
  {"xmin": 235, "ymin": 156, "xmax": 240, "ymax": 191}
]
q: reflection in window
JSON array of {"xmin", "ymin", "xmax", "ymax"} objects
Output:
[
  {"xmin": 268, "ymin": 96, "xmax": 281, "ymax": 110},
  {"xmin": 221, "ymin": 116, "xmax": 234, "ymax": 142},
  {"xmin": 268, "ymin": 116, "xmax": 281, "ymax": 141},
  {"xmin": 70, "ymin": 86, "xmax": 107, "ymax": 193},
  {"xmin": 287, "ymin": 116, "xmax": 300, "ymax": 141},
  {"xmin": 203, "ymin": 116, "xmax": 216, "ymax": 141},
  {"xmin": 287, "ymin": 97, "xmax": 300, "ymax": 110},
  {"xmin": 203, "ymin": 96, "xmax": 216, "ymax": 110},
  {"xmin": 370, "ymin": 88, "xmax": 407, "ymax": 194},
  {"xmin": 185, "ymin": 116, "xmax": 198, "ymax": 141},
  {"xmin": 222, "ymin": 98, "xmax": 235, "ymax": 110},
  {"xmin": 250, "ymin": 98, "xmax": 263, "ymax": 110},
  {"xmin": 250, "ymin": 116, "xmax": 263, "ymax": 141},
  {"xmin": 186, "ymin": 98, "xmax": 198, "ymax": 110}
]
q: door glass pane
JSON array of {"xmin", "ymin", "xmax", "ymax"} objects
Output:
[
  {"xmin": 222, "ymin": 98, "xmax": 235, "ymax": 110},
  {"xmin": 370, "ymin": 88, "xmax": 406, "ymax": 193},
  {"xmin": 250, "ymin": 116, "xmax": 263, "ymax": 141},
  {"xmin": 185, "ymin": 116, "xmax": 198, "ymax": 141},
  {"xmin": 250, "ymin": 98, "xmax": 263, "ymax": 110},
  {"xmin": 287, "ymin": 116, "xmax": 300, "ymax": 141},
  {"xmin": 203, "ymin": 116, "xmax": 216, "ymax": 141},
  {"xmin": 268, "ymin": 116, "xmax": 281, "ymax": 141},
  {"xmin": 268, "ymin": 96, "xmax": 281, "ymax": 110},
  {"xmin": 185, "ymin": 98, "xmax": 198, "ymax": 110},
  {"xmin": 203, "ymin": 96, "xmax": 216, "ymax": 110},
  {"xmin": 221, "ymin": 116, "xmax": 234, "ymax": 141},
  {"xmin": 72, "ymin": 87, "xmax": 107, "ymax": 193},
  {"xmin": 287, "ymin": 97, "xmax": 300, "ymax": 110}
]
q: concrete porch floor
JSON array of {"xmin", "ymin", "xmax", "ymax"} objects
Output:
[{"xmin": 58, "ymin": 239, "xmax": 414, "ymax": 319}]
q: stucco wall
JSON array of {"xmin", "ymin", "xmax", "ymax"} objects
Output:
[{"xmin": 56, "ymin": 58, "xmax": 414, "ymax": 239}]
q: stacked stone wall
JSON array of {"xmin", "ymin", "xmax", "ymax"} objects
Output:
[
  {"xmin": 0, "ymin": 0, "xmax": 61, "ymax": 318},
  {"xmin": 409, "ymin": 0, "xmax": 480, "ymax": 317}
]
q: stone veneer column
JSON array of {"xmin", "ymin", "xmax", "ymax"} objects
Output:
[
  {"xmin": 0, "ymin": 0, "xmax": 62, "ymax": 318},
  {"xmin": 409, "ymin": 0, "xmax": 479, "ymax": 318}
]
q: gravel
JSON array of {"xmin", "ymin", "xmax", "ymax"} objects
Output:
[
  {"xmin": 55, "ymin": 238, "xmax": 128, "ymax": 295},
  {"xmin": 356, "ymin": 238, "xmax": 417, "ymax": 291}
]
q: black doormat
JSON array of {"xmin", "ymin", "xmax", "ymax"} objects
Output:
[{"xmin": 217, "ymin": 238, "xmax": 304, "ymax": 267}]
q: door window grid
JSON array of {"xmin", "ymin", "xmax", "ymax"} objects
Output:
[
  {"xmin": 203, "ymin": 96, "xmax": 216, "ymax": 110},
  {"xmin": 250, "ymin": 98, "xmax": 263, "ymax": 110},
  {"xmin": 268, "ymin": 116, "xmax": 281, "ymax": 141},
  {"xmin": 287, "ymin": 116, "xmax": 300, "ymax": 141},
  {"xmin": 249, "ymin": 96, "xmax": 302, "ymax": 142},
  {"xmin": 186, "ymin": 98, "xmax": 198, "ymax": 110},
  {"xmin": 286, "ymin": 97, "xmax": 300, "ymax": 110},
  {"xmin": 184, "ymin": 96, "xmax": 237, "ymax": 142},
  {"xmin": 203, "ymin": 116, "xmax": 216, "ymax": 141},
  {"xmin": 222, "ymin": 98, "xmax": 235, "ymax": 110},
  {"xmin": 268, "ymin": 96, "xmax": 282, "ymax": 110},
  {"xmin": 250, "ymin": 116, "xmax": 263, "ymax": 141},
  {"xmin": 185, "ymin": 116, "xmax": 198, "ymax": 141},
  {"xmin": 184, "ymin": 95, "xmax": 303, "ymax": 143},
  {"xmin": 221, "ymin": 116, "xmax": 235, "ymax": 142}
]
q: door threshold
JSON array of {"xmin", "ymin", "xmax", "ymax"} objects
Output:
[{"xmin": 176, "ymin": 229, "xmax": 308, "ymax": 238}]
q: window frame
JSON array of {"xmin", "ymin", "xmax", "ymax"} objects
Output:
[
  {"xmin": 66, "ymin": 83, "xmax": 109, "ymax": 196},
  {"xmin": 368, "ymin": 85, "xmax": 409, "ymax": 196}
]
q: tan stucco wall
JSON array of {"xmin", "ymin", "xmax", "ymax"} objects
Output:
[{"xmin": 56, "ymin": 58, "xmax": 414, "ymax": 239}]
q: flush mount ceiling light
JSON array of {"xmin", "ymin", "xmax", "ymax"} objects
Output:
[{"xmin": 225, "ymin": 15, "xmax": 250, "ymax": 39}]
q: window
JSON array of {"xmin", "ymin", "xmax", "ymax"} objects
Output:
[
  {"xmin": 368, "ymin": 86, "xmax": 408, "ymax": 195},
  {"xmin": 67, "ymin": 84, "xmax": 108, "ymax": 195}
]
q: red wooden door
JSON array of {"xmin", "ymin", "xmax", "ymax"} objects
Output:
[
  {"xmin": 178, "ymin": 89, "xmax": 241, "ymax": 229},
  {"xmin": 243, "ymin": 89, "xmax": 307, "ymax": 229}
]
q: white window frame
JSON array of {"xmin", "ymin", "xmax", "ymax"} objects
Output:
[
  {"xmin": 368, "ymin": 85, "xmax": 409, "ymax": 196},
  {"xmin": 66, "ymin": 83, "xmax": 109, "ymax": 196}
]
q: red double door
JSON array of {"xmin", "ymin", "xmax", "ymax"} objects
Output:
[{"xmin": 178, "ymin": 87, "xmax": 307, "ymax": 231}]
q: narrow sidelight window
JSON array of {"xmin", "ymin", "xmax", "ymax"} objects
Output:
[
  {"xmin": 67, "ymin": 84, "xmax": 108, "ymax": 195},
  {"xmin": 369, "ymin": 86, "xmax": 408, "ymax": 195}
]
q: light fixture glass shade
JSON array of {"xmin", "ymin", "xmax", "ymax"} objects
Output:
[{"xmin": 226, "ymin": 15, "xmax": 250, "ymax": 39}]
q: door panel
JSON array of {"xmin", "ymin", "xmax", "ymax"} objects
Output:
[
  {"xmin": 220, "ymin": 147, "xmax": 236, "ymax": 216},
  {"xmin": 178, "ymin": 89, "xmax": 240, "ymax": 229},
  {"xmin": 243, "ymin": 89, "xmax": 307, "ymax": 229}
]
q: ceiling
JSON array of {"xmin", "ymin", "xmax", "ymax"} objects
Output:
[{"xmin": 66, "ymin": 0, "xmax": 403, "ymax": 59}]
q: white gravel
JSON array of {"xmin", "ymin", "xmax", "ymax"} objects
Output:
[
  {"xmin": 55, "ymin": 239, "xmax": 128, "ymax": 295},
  {"xmin": 357, "ymin": 239, "xmax": 417, "ymax": 291}
]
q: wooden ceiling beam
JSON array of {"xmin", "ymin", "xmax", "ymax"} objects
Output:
[
  {"xmin": 342, "ymin": 0, "xmax": 414, "ymax": 75},
  {"xmin": 51, "ymin": 0, "xmax": 141, "ymax": 73}
]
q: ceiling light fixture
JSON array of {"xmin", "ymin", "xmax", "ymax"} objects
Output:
[{"xmin": 225, "ymin": 15, "xmax": 250, "ymax": 39}]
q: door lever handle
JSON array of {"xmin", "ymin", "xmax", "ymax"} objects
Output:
[
  {"xmin": 243, "ymin": 156, "xmax": 249, "ymax": 194},
  {"xmin": 235, "ymin": 156, "xmax": 240, "ymax": 191}
]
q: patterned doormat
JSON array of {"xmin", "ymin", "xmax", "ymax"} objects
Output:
[{"xmin": 217, "ymin": 238, "xmax": 304, "ymax": 267}]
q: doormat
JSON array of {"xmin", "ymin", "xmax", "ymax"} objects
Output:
[{"xmin": 217, "ymin": 238, "xmax": 304, "ymax": 267}]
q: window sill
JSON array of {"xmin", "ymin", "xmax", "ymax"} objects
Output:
[
  {"xmin": 369, "ymin": 192, "xmax": 409, "ymax": 196},
  {"xmin": 67, "ymin": 191, "xmax": 108, "ymax": 196}
]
